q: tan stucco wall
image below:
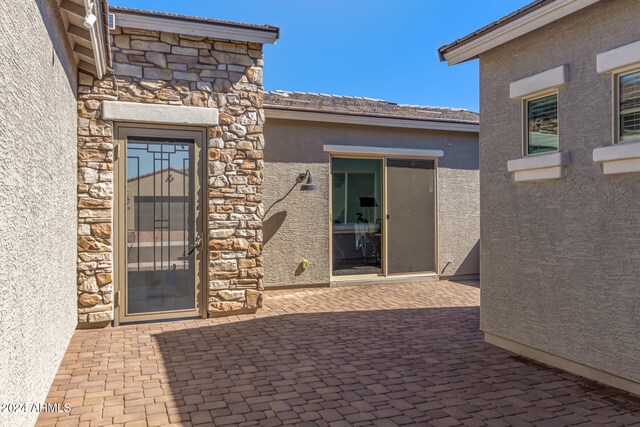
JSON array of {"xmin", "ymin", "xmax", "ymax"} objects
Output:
[
  {"xmin": 263, "ymin": 118, "xmax": 479, "ymax": 287},
  {"xmin": 0, "ymin": 1, "xmax": 78, "ymax": 426},
  {"xmin": 479, "ymin": 0, "xmax": 640, "ymax": 383}
]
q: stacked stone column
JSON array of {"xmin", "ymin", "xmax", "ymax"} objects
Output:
[{"xmin": 76, "ymin": 26, "xmax": 266, "ymax": 326}]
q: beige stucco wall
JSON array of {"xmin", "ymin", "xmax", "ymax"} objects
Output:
[
  {"xmin": 263, "ymin": 118, "xmax": 479, "ymax": 287},
  {"xmin": 0, "ymin": 1, "xmax": 78, "ymax": 426},
  {"xmin": 479, "ymin": 0, "xmax": 640, "ymax": 383}
]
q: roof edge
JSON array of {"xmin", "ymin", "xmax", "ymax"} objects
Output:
[
  {"xmin": 264, "ymin": 107, "xmax": 480, "ymax": 133},
  {"xmin": 110, "ymin": 6, "xmax": 280, "ymax": 44},
  {"xmin": 438, "ymin": 0, "xmax": 599, "ymax": 65},
  {"xmin": 57, "ymin": 0, "xmax": 111, "ymax": 78}
]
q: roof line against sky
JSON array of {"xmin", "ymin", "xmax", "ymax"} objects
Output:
[
  {"xmin": 438, "ymin": 0, "xmax": 599, "ymax": 65},
  {"xmin": 264, "ymin": 91, "xmax": 479, "ymax": 125},
  {"xmin": 109, "ymin": 5, "xmax": 279, "ymax": 38}
]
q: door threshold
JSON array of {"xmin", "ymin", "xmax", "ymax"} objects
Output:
[
  {"xmin": 330, "ymin": 274, "xmax": 439, "ymax": 287},
  {"xmin": 117, "ymin": 315, "xmax": 202, "ymax": 326}
]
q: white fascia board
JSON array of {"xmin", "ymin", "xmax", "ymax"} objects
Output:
[
  {"xmin": 596, "ymin": 40, "xmax": 640, "ymax": 74},
  {"xmin": 323, "ymin": 145, "xmax": 444, "ymax": 159},
  {"xmin": 114, "ymin": 12, "xmax": 278, "ymax": 44},
  {"xmin": 443, "ymin": 0, "xmax": 600, "ymax": 66},
  {"xmin": 102, "ymin": 101, "xmax": 219, "ymax": 126},
  {"xmin": 265, "ymin": 108, "xmax": 479, "ymax": 133},
  {"xmin": 510, "ymin": 65, "xmax": 568, "ymax": 99},
  {"xmin": 82, "ymin": 0, "xmax": 108, "ymax": 78}
]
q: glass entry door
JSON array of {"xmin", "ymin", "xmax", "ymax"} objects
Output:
[
  {"xmin": 116, "ymin": 127, "xmax": 203, "ymax": 323},
  {"xmin": 386, "ymin": 159, "xmax": 436, "ymax": 274}
]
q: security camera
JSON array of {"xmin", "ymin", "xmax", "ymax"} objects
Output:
[{"xmin": 84, "ymin": 12, "xmax": 97, "ymax": 29}]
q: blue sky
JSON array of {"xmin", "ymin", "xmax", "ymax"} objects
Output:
[{"xmin": 111, "ymin": 0, "xmax": 531, "ymax": 112}]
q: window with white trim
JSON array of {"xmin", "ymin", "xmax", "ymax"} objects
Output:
[
  {"xmin": 526, "ymin": 93, "xmax": 558, "ymax": 155},
  {"xmin": 617, "ymin": 70, "xmax": 640, "ymax": 143}
]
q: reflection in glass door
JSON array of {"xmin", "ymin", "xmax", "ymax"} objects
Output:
[
  {"xmin": 121, "ymin": 131, "xmax": 202, "ymax": 321},
  {"xmin": 331, "ymin": 158, "xmax": 383, "ymax": 276},
  {"xmin": 386, "ymin": 159, "xmax": 436, "ymax": 274}
]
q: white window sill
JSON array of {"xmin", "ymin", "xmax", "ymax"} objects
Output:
[
  {"xmin": 507, "ymin": 151, "xmax": 570, "ymax": 182},
  {"xmin": 593, "ymin": 142, "xmax": 640, "ymax": 175}
]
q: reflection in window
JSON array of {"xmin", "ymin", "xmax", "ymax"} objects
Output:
[
  {"xmin": 619, "ymin": 71, "xmax": 640, "ymax": 143},
  {"xmin": 331, "ymin": 158, "xmax": 382, "ymax": 276},
  {"xmin": 527, "ymin": 93, "xmax": 558, "ymax": 155}
]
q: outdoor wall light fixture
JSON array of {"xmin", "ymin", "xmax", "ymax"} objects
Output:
[
  {"xmin": 264, "ymin": 170, "xmax": 318, "ymax": 218},
  {"xmin": 297, "ymin": 170, "xmax": 318, "ymax": 191}
]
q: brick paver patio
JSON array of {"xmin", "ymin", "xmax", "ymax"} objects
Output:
[{"xmin": 37, "ymin": 280, "xmax": 640, "ymax": 426}]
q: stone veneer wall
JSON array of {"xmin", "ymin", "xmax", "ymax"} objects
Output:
[{"xmin": 77, "ymin": 25, "xmax": 265, "ymax": 326}]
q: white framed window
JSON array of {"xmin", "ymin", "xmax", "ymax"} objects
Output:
[
  {"xmin": 524, "ymin": 92, "xmax": 559, "ymax": 156},
  {"xmin": 615, "ymin": 69, "xmax": 640, "ymax": 144}
]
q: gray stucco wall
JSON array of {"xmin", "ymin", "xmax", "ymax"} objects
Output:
[
  {"xmin": 0, "ymin": 1, "xmax": 78, "ymax": 425},
  {"xmin": 479, "ymin": 0, "xmax": 640, "ymax": 382},
  {"xmin": 263, "ymin": 118, "xmax": 479, "ymax": 287}
]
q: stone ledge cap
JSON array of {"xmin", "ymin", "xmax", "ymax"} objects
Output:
[{"xmin": 102, "ymin": 101, "xmax": 219, "ymax": 126}]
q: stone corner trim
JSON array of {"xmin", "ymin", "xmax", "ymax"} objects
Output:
[
  {"xmin": 597, "ymin": 40, "xmax": 640, "ymax": 74},
  {"xmin": 510, "ymin": 65, "xmax": 568, "ymax": 99},
  {"xmin": 507, "ymin": 150, "xmax": 570, "ymax": 182},
  {"xmin": 102, "ymin": 101, "xmax": 219, "ymax": 126},
  {"xmin": 593, "ymin": 142, "xmax": 640, "ymax": 175}
]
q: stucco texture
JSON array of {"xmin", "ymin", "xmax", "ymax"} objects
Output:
[
  {"xmin": 263, "ymin": 119, "xmax": 479, "ymax": 287},
  {"xmin": 479, "ymin": 0, "xmax": 640, "ymax": 383},
  {"xmin": 0, "ymin": 0, "xmax": 78, "ymax": 426}
]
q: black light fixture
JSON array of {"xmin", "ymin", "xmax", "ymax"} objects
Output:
[
  {"xmin": 298, "ymin": 170, "xmax": 318, "ymax": 191},
  {"xmin": 263, "ymin": 169, "xmax": 318, "ymax": 219}
]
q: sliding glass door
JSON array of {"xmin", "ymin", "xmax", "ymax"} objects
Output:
[
  {"xmin": 330, "ymin": 156, "xmax": 437, "ymax": 278},
  {"xmin": 331, "ymin": 158, "xmax": 383, "ymax": 276},
  {"xmin": 386, "ymin": 159, "xmax": 436, "ymax": 274}
]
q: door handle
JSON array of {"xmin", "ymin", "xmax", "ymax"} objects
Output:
[{"xmin": 187, "ymin": 235, "xmax": 202, "ymax": 255}]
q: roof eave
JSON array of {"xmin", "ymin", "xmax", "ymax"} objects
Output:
[
  {"xmin": 264, "ymin": 107, "xmax": 479, "ymax": 133},
  {"xmin": 439, "ymin": 0, "xmax": 599, "ymax": 66},
  {"xmin": 112, "ymin": 8, "xmax": 279, "ymax": 45},
  {"xmin": 89, "ymin": 0, "xmax": 110, "ymax": 78},
  {"xmin": 57, "ymin": 0, "xmax": 110, "ymax": 79}
]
